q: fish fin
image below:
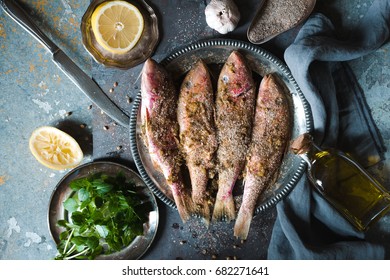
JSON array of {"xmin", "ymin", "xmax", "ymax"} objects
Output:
[
  {"xmin": 193, "ymin": 198, "xmax": 211, "ymax": 227},
  {"xmin": 172, "ymin": 189, "xmax": 194, "ymax": 223},
  {"xmin": 233, "ymin": 208, "xmax": 253, "ymax": 240},
  {"xmin": 188, "ymin": 166, "xmax": 211, "ymax": 225},
  {"xmin": 212, "ymin": 194, "xmax": 236, "ymax": 222}
]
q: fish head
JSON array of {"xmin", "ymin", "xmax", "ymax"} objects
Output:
[
  {"xmin": 220, "ymin": 51, "xmax": 254, "ymax": 98},
  {"xmin": 181, "ymin": 60, "xmax": 211, "ymax": 101},
  {"xmin": 258, "ymin": 74, "xmax": 287, "ymax": 106},
  {"xmin": 141, "ymin": 58, "xmax": 170, "ymax": 109}
]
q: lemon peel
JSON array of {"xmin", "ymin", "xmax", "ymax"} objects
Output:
[{"xmin": 29, "ymin": 126, "xmax": 83, "ymax": 170}]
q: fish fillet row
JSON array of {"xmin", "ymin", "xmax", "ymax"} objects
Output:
[{"xmin": 140, "ymin": 55, "xmax": 291, "ymax": 233}]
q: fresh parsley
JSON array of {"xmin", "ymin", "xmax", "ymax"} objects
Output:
[{"xmin": 55, "ymin": 172, "xmax": 147, "ymax": 260}]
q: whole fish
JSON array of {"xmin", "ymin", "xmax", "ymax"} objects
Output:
[
  {"xmin": 234, "ymin": 74, "xmax": 291, "ymax": 240},
  {"xmin": 212, "ymin": 51, "xmax": 256, "ymax": 222},
  {"xmin": 177, "ymin": 60, "xmax": 218, "ymax": 223},
  {"xmin": 140, "ymin": 58, "xmax": 193, "ymax": 222}
]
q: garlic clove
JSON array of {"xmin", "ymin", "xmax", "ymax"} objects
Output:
[{"xmin": 205, "ymin": 0, "xmax": 240, "ymax": 34}]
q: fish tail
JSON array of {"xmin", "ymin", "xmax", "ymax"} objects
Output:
[
  {"xmin": 193, "ymin": 195, "xmax": 211, "ymax": 226},
  {"xmin": 189, "ymin": 166, "xmax": 211, "ymax": 225},
  {"xmin": 172, "ymin": 189, "xmax": 194, "ymax": 222},
  {"xmin": 212, "ymin": 193, "xmax": 236, "ymax": 222},
  {"xmin": 233, "ymin": 208, "xmax": 253, "ymax": 240}
]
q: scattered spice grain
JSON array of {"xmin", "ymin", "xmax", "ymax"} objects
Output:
[
  {"xmin": 172, "ymin": 223, "xmax": 180, "ymax": 229},
  {"xmin": 126, "ymin": 95, "xmax": 133, "ymax": 103}
]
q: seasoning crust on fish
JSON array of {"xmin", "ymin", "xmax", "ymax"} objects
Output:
[
  {"xmin": 177, "ymin": 60, "xmax": 218, "ymax": 224},
  {"xmin": 234, "ymin": 73, "xmax": 291, "ymax": 240},
  {"xmin": 213, "ymin": 51, "xmax": 256, "ymax": 222},
  {"xmin": 140, "ymin": 58, "xmax": 194, "ymax": 222}
]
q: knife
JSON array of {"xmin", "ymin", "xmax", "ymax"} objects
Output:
[{"xmin": 0, "ymin": 0, "xmax": 130, "ymax": 127}]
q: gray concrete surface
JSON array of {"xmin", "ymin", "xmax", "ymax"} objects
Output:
[{"xmin": 0, "ymin": 0, "xmax": 389, "ymax": 260}]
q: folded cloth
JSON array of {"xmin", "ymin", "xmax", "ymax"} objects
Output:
[{"xmin": 268, "ymin": 0, "xmax": 390, "ymax": 260}]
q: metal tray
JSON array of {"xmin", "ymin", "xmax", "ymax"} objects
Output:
[
  {"xmin": 48, "ymin": 161, "xmax": 159, "ymax": 260},
  {"xmin": 129, "ymin": 38, "xmax": 312, "ymax": 215}
]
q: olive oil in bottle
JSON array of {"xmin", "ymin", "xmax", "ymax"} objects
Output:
[
  {"xmin": 291, "ymin": 133, "xmax": 390, "ymax": 231},
  {"xmin": 309, "ymin": 148, "xmax": 390, "ymax": 231}
]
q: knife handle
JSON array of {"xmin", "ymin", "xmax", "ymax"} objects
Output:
[{"xmin": 1, "ymin": 0, "xmax": 59, "ymax": 54}]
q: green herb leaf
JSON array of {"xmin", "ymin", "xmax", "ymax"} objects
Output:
[
  {"xmin": 92, "ymin": 178, "xmax": 113, "ymax": 195},
  {"xmin": 63, "ymin": 197, "xmax": 78, "ymax": 213},
  {"xmin": 54, "ymin": 172, "xmax": 148, "ymax": 260},
  {"xmin": 78, "ymin": 188, "xmax": 90, "ymax": 202},
  {"xmin": 57, "ymin": 219, "xmax": 67, "ymax": 228},
  {"xmin": 95, "ymin": 225, "xmax": 109, "ymax": 238},
  {"xmin": 69, "ymin": 177, "xmax": 90, "ymax": 191},
  {"xmin": 70, "ymin": 211, "xmax": 86, "ymax": 226}
]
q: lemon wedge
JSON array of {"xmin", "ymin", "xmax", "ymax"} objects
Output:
[
  {"xmin": 91, "ymin": 0, "xmax": 144, "ymax": 54},
  {"xmin": 29, "ymin": 126, "xmax": 83, "ymax": 170}
]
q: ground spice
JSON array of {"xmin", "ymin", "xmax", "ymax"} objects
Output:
[{"xmin": 248, "ymin": 0, "xmax": 313, "ymax": 43}]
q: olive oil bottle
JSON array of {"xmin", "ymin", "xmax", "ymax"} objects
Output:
[{"xmin": 292, "ymin": 134, "xmax": 390, "ymax": 231}]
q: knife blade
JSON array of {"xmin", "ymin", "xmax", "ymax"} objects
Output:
[{"xmin": 1, "ymin": 0, "xmax": 130, "ymax": 127}]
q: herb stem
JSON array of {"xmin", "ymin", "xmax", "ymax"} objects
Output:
[
  {"xmin": 63, "ymin": 229, "xmax": 74, "ymax": 255},
  {"xmin": 66, "ymin": 244, "xmax": 77, "ymax": 255},
  {"xmin": 64, "ymin": 248, "xmax": 90, "ymax": 260}
]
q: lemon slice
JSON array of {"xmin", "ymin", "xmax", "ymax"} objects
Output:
[
  {"xmin": 29, "ymin": 126, "xmax": 83, "ymax": 170},
  {"xmin": 91, "ymin": 0, "xmax": 144, "ymax": 54}
]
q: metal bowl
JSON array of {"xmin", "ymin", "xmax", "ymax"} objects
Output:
[
  {"xmin": 129, "ymin": 38, "xmax": 313, "ymax": 214},
  {"xmin": 80, "ymin": 0, "xmax": 159, "ymax": 69},
  {"xmin": 48, "ymin": 161, "xmax": 159, "ymax": 260}
]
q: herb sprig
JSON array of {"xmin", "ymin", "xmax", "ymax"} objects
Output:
[{"xmin": 55, "ymin": 172, "xmax": 146, "ymax": 260}]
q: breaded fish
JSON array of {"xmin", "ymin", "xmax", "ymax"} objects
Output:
[
  {"xmin": 213, "ymin": 51, "xmax": 256, "ymax": 222},
  {"xmin": 177, "ymin": 60, "xmax": 218, "ymax": 224},
  {"xmin": 140, "ymin": 58, "xmax": 193, "ymax": 222},
  {"xmin": 234, "ymin": 74, "xmax": 291, "ymax": 240}
]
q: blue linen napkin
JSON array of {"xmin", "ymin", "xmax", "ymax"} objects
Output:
[{"xmin": 267, "ymin": 0, "xmax": 390, "ymax": 259}]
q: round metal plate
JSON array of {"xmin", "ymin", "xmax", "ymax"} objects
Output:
[
  {"xmin": 129, "ymin": 38, "xmax": 313, "ymax": 214},
  {"xmin": 48, "ymin": 161, "xmax": 159, "ymax": 260}
]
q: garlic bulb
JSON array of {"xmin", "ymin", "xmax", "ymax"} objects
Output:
[{"xmin": 205, "ymin": 0, "xmax": 240, "ymax": 34}]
